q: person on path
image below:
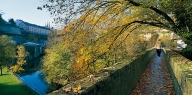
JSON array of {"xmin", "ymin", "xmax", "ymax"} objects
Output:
[{"xmin": 155, "ymin": 39, "xmax": 162, "ymax": 57}]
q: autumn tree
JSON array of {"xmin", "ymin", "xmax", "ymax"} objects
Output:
[
  {"xmin": 42, "ymin": 4, "xmax": 150, "ymax": 88},
  {"xmin": 40, "ymin": 1, "xmax": 192, "ymax": 78},
  {"xmin": 11, "ymin": 45, "xmax": 29, "ymax": 72},
  {"xmin": 39, "ymin": 0, "xmax": 192, "ymax": 89},
  {"xmin": 40, "ymin": 0, "xmax": 192, "ymax": 41},
  {"xmin": 0, "ymin": 35, "xmax": 16, "ymax": 75},
  {"xmin": 42, "ymin": 42, "xmax": 74, "ymax": 85}
]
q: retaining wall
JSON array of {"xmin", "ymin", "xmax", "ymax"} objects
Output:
[
  {"xmin": 48, "ymin": 49, "xmax": 155, "ymax": 95},
  {"xmin": 0, "ymin": 25, "xmax": 21, "ymax": 35},
  {"xmin": 164, "ymin": 50, "xmax": 192, "ymax": 95}
]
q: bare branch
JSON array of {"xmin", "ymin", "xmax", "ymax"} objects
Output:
[{"xmin": 128, "ymin": 0, "xmax": 176, "ymax": 29}]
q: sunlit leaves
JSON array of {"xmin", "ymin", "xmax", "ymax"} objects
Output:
[
  {"xmin": 41, "ymin": 0, "xmax": 181, "ymax": 86},
  {"xmin": 11, "ymin": 45, "xmax": 29, "ymax": 72},
  {"xmin": 43, "ymin": 0, "xmax": 153, "ymax": 85},
  {"xmin": 10, "ymin": 65, "xmax": 24, "ymax": 73},
  {"xmin": 42, "ymin": 42, "xmax": 74, "ymax": 85},
  {"xmin": 56, "ymin": 7, "xmax": 149, "ymax": 81},
  {"xmin": 42, "ymin": 0, "xmax": 192, "ymax": 40}
]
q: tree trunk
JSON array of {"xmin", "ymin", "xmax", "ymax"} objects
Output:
[{"xmin": 0, "ymin": 67, "xmax": 2, "ymax": 76}]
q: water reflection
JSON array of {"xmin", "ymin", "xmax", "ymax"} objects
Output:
[{"xmin": 20, "ymin": 71, "xmax": 49, "ymax": 95}]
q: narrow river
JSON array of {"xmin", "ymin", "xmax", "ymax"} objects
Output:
[
  {"xmin": 17, "ymin": 57, "xmax": 50, "ymax": 95},
  {"xmin": 20, "ymin": 71, "xmax": 49, "ymax": 95}
]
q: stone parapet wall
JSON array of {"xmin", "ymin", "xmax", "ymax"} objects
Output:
[
  {"xmin": 48, "ymin": 49, "xmax": 155, "ymax": 95},
  {"xmin": 164, "ymin": 50, "xmax": 192, "ymax": 95},
  {"xmin": 0, "ymin": 25, "xmax": 21, "ymax": 35}
]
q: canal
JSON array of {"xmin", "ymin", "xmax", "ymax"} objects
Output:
[
  {"xmin": 17, "ymin": 57, "xmax": 50, "ymax": 95},
  {"xmin": 19, "ymin": 71, "xmax": 49, "ymax": 95}
]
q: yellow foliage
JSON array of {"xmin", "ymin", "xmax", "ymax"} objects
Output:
[
  {"xmin": 77, "ymin": 85, "xmax": 81, "ymax": 90},
  {"xmin": 10, "ymin": 65, "xmax": 24, "ymax": 72},
  {"xmin": 72, "ymin": 84, "xmax": 81, "ymax": 93},
  {"xmin": 44, "ymin": 1, "xmax": 152, "ymax": 83},
  {"xmin": 11, "ymin": 45, "xmax": 28, "ymax": 73}
]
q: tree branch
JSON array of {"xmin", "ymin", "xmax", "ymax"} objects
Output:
[{"xmin": 128, "ymin": 0, "xmax": 176, "ymax": 29}]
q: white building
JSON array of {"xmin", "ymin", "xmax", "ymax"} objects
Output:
[
  {"xmin": 177, "ymin": 40, "xmax": 187, "ymax": 49},
  {"xmin": 15, "ymin": 19, "xmax": 51, "ymax": 35},
  {"xmin": 140, "ymin": 33, "xmax": 152, "ymax": 40}
]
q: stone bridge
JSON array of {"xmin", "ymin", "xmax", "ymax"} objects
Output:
[{"xmin": 48, "ymin": 49, "xmax": 192, "ymax": 95}]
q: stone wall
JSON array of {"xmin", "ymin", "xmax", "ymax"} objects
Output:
[
  {"xmin": 0, "ymin": 25, "xmax": 21, "ymax": 35},
  {"xmin": 164, "ymin": 50, "xmax": 192, "ymax": 95},
  {"xmin": 48, "ymin": 49, "xmax": 155, "ymax": 95}
]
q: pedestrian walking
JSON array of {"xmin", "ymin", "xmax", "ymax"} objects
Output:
[{"xmin": 155, "ymin": 39, "xmax": 162, "ymax": 57}]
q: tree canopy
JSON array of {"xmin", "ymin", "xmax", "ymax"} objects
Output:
[
  {"xmin": 0, "ymin": 35, "xmax": 16, "ymax": 75},
  {"xmin": 43, "ymin": 10, "xmax": 151, "ymax": 86},
  {"xmin": 0, "ymin": 14, "xmax": 6, "ymax": 25},
  {"xmin": 40, "ymin": 0, "xmax": 192, "ymax": 88},
  {"xmin": 40, "ymin": 0, "xmax": 192, "ymax": 40},
  {"xmin": 10, "ymin": 45, "xmax": 29, "ymax": 73},
  {"xmin": 8, "ymin": 18, "xmax": 16, "ymax": 27}
]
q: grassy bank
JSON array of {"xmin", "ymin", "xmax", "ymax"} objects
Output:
[{"xmin": 0, "ymin": 68, "xmax": 37, "ymax": 95}]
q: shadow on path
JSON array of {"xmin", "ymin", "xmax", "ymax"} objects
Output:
[{"xmin": 130, "ymin": 52, "xmax": 175, "ymax": 95}]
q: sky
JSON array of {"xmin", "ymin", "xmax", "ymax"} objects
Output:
[{"xmin": 0, "ymin": 0, "xmax": 55, "ymax": 27}]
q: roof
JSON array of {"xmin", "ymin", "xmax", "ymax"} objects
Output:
[
  {"xmin": 16, "ymin": 19, "xmax": 51, "ymax": 30},
  {"xmin": 22, "ymin": 42, "xmax": 41, "ymax": 46}
]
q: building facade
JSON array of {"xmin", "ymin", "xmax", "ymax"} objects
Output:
[{"xmin": 15, "ymin": 19, "xmax": 51, "ymax": 35}]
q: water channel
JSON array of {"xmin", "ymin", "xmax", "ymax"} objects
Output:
[
  {"xmin": 17, "ymin": 57, "xmax": 50, "ymax": 95},
  {"xmin": 19, "ymin": 71, "xmax": 49, "ymax": 95}
]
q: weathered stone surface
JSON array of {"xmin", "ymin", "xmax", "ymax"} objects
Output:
[{"xmin": 165, "ymin": 50, "xmax": 192, "ymax": 95}]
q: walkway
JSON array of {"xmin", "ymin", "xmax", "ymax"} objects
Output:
[{"xmin": 130, "ymin": 52, "xmax": 175, "ymax": 95}]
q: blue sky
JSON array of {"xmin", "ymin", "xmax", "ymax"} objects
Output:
[{"xmin": 0, "ymin": 0, "xmax": 54, "ymax": 27}]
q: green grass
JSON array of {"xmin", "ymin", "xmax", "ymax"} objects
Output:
[{"xmin": 0, "ymin": 68, "xmax": 37, "ymax": 95}]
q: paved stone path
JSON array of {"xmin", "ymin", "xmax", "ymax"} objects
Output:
[{"xmin": 130, "ymin": 52, "xmax": 175, "ymax": 95}]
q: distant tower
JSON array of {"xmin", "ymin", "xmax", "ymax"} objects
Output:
[
  {"xmin": 45, "ymin": 23, "xmax": 46, "ymax": 28},
  {"xmin": 45, "ymin": 22, "xmax": 51, "ymax": 28},
  {"xmin": 48, "ymin": 22, "xmax": 50, "ymax": 28}
]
